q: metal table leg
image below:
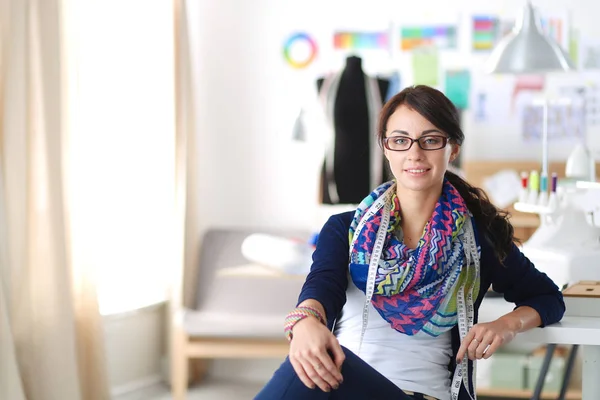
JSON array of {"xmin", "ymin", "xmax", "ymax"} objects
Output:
[
  {"xmin": 531, "ymin": 344, "xmax": 556, "ymax": 400},
  {"xmin": 557, "ymin": 345, "xmax": 578, "ymax": 400}
]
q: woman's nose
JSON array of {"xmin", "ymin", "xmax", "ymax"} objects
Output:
[{"xmin": 406, "ymin": 142, "xmax": 424, "ymax": 160}]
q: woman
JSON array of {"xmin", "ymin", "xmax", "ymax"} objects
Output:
[{"xmin": 255, "ymin": 85, "xmax": 564, "ymax": 400}]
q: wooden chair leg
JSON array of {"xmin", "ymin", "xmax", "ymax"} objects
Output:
[
  {"xmin": 171, "ymin": 353, "xmax": 189, "ymax": 400},
  {"xmin": 171, "ymin": 326, "xmax": 189, "ymax": 400}
]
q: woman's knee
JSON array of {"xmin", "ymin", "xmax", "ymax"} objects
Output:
[{"xmin": 254, "ymin": 357, "xmax": 308, "ymax": 399}]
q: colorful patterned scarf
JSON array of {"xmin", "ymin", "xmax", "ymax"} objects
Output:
[{"xmin": 349, "ymin": 179, "xmax": 480, "ymax": 337}]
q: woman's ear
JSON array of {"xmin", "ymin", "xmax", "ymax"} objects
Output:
[{"xmin": 450, "ymin": 145, "xmax": 461, "ymax": 162}]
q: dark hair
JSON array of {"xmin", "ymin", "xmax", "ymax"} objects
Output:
[{"xmin": 378, "ymin": 85, "xmax": 516, "ymax": 263}]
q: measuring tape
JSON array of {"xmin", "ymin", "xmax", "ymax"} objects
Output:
[
  {"xmin": 352, "ymin": 190, "xmax": 481, "ymax": 400},
  {"xmin": 350, "ymin": 185, "xmax": 393, "ymax": 355},
  {"xmin": 451, "ymin": 217, "xmax": 480, "ymax": 400}
]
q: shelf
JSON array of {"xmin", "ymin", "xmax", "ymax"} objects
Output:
[
  {"xmin": 576, "ymin": 180, "xmax": 600, "ymax": 189},
  {"xmin": 477, "ymin": 387, "xmax": 582, "ymax": 399},
  {"xmin": 513, "ymin": 202, "xmax": 554, "ymax": 214}
]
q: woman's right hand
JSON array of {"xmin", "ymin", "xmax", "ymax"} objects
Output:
[{"xmin": 288, "ymin": 316, "xmax": 345, "ymax": 392}]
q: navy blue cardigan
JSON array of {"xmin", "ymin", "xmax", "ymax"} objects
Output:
[{"xmin": 297, "ymin": 211, "xmax": 565, "ymax": 399}]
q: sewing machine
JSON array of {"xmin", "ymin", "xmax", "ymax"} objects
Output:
[{"xmin": 514, "ymin": 181, "xmax": 600, "ymax": 290}]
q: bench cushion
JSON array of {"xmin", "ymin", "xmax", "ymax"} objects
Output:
[{"xmin": 185, "ymin": 228, "xmax": 310, "ymax": 338}]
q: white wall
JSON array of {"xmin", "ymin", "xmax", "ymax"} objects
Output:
[
  {"xmin": 187, "ymin": 0, "xmax": 600, "ymax": 232},
  {"xmin": 103, "ymin": 304, "xmax": 166, "ymax": 396}
]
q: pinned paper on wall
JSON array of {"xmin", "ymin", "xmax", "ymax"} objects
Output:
[
  {"xmin": 444, "ymin": 70, "xmax": 471, "ymax": 109},
  {"xmin": 540, "ymin": 16, "xmax": 566, "ymax": 49},
  {"xmin": 472, "ymin": 75, "xmax": 513, "ymax": 124},
  {"xmin": 500, "ymin": 12, "xmax": 569, "ymax": 49},
  {"xmin": 333, "ymin": 31, "xmax": 389, "ymax": 50},
  {"xmin": 472, "ymin": 16, "xmax": 499, "ymax": 51},
  {"xmin": 401, "ymin": 25, "xmax": 457, "ymax": 51},
  {"xmin": 583, "ymin": 83, "xmax": 600, "ymax": 126},
  {"xmin": 412, "ymin": 52, "xmax": 439, "ymax": 86},
  {"xmin": 580, "ymin": 37, "xmax": 600, "ymax": 69},
  {"xmin": 570, "ymin": 30, "xmax": 579, "ymax": 66},
  {"xmin": 560, "ymin": 79, "xmax": 600, "ymax": 126},
  {"xmin": 522, "ymin": 99, "xmax": 586, "ymax": 142},
  {"xmin": 512, "ymin": 75, "xmax": 545, "ymax": 115}
]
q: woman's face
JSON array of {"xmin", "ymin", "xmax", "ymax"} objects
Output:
[{"xmin": 383, "ymin": 105, "xmax": 460, "ymax": 194}]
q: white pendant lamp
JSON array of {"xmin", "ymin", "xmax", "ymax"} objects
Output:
[{"xmin": 485, "ymin": 1, "xmax": 575, "ymax": 74}]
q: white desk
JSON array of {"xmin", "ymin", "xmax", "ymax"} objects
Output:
[
  {"xmin": 515, "ymin": 316, "xmax": 600, "ymax": 399},
  {"xmin": 480, "ymin": 298, "xmax": 600, "ymax": 399}
]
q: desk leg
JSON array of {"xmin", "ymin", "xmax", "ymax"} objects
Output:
[{"xmin": 582, "ymin": 345, "xmax": 600, "ymax": 399}]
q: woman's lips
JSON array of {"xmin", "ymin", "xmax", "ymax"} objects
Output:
[{"xmin": 404, "ymin": 168, "xmax": 430, "ymax": 176}]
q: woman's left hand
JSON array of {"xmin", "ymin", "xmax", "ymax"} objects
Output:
[{"xmin": 456, "ymin": 318, "xmax": 518, "ymax": 361}]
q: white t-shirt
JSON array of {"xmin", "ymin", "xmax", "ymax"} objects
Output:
[{"xmin": 334, "ymin": 279, "xmax": 453, "ymax": 400}]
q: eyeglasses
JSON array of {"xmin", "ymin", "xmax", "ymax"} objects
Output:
[{"xmin": 383, "ymin": 135, "xmax": 448, "ymax": 152}]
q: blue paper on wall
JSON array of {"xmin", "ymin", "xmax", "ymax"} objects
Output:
[{"xmin": 445, "ymin": 70, "xmax": 471, "ymax": 109}]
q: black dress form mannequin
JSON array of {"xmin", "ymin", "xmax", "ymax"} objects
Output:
[{"xmin": 316, "ymin": 56, "xmax": 390, "ymax": 204}]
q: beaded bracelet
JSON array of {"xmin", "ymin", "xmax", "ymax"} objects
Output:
[{"xmin": 284, "ymin": 306, "xmax": 326, "ymax": 342}]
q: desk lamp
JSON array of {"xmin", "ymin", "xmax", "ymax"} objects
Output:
[{"xmin": 485, "ymin": 0, "xmax": 576, "ymax": 204}]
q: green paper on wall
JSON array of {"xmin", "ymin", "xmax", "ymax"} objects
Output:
[
  {"xmin": 412, "ymin": 52, "xmax": 439, "ymax": 86},
  {"xmin": 445, "ymin": 70, "xmax": 471, "ymax": 109}
]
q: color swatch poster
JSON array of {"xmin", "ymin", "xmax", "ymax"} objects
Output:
[
  {"xmin": 400, "ymin": 26, "xmax": 457, "ymax": 51},
  {"xmin": 333, "ymin": 31, "xmax": 389, "ymax": 50},
  {"xmin": 472, "ymin": 16, "xmax": 499, "ymax": 51},
  {"xmin": 501, "ymin": 13, "xmax": 569, "ymax": 49},
  {"xmin": 540, "ymin": 17, "xmax": 565, "ymax": 48}
]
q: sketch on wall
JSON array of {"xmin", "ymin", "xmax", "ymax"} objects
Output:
[{"xmin": 521, "ymin": 99, "xmax": 586, "ymax": 142}]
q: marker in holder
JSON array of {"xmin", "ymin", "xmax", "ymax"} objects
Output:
[
  {"xmin": 519, "ymin": 171, "xmax": 529, "ymax": 203},
  {"xmin": 538, "ymin": 172, "xmax": 549, "ymax": 206},
  {"xmin": 548, "ymin": 172, "xmax": 558, "ymax": 210},
  {"xmin": 527, "ymin": 170, "xmax": 540, "ymax": 204}
]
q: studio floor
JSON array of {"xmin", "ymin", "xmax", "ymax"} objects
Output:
[{"xmin": 114, "ymin": 378, "xmax": 265, "ymax": 400}]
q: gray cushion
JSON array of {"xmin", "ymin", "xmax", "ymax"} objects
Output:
[{"xmin": 184, "ymin": 228, "xmax": 311, "ymax": 338}]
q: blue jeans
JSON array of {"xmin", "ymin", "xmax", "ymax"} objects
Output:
[{"xmin": 255, "ymin": 346, "xmax": 429, "ymax": 400}]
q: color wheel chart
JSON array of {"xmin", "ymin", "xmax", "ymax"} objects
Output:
[
  {"xmin": 400, "ymin": 26, "xmax": 456, "ymax": 51},
  {"xmin": 283, "ymin": 32, "xmax": 318, "ymax": 69}
]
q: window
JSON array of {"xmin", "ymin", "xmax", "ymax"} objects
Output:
[{"xmin": 64, "ymin": 1, "xmax": 176, "ymax": 315}]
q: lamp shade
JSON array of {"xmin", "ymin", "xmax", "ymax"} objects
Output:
[{"xmin": 485, "ymin": 2, "xmax": 575, "ymax": 74}]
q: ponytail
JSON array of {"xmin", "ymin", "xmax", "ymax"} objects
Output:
[{"xmin": 445, "ymin": 170, "xmax": 517, "ymax": 263}]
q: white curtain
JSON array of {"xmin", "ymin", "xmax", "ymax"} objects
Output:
[
  {"xmin": 0, "ymin": 0, "xmax": 110, "ymax": 399},
  {"xmin": 169, "ymin": 0, "xmax": 204, "ymax": 386},
  {"xmin": 174, "ymin": 0, "xmax": 199, "ymax": 312}
]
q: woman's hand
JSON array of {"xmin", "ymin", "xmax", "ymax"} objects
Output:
[
  {"xmin": 288, "ymin": 316, "xmax": 345, "ymax": 392},
  {"xmin": 456, "ymin": 318, "xmax": 518, "ymax": 361},
  {"xmin": 456, "ymin": 306, "xmax": 542, "ymax": 362}
]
